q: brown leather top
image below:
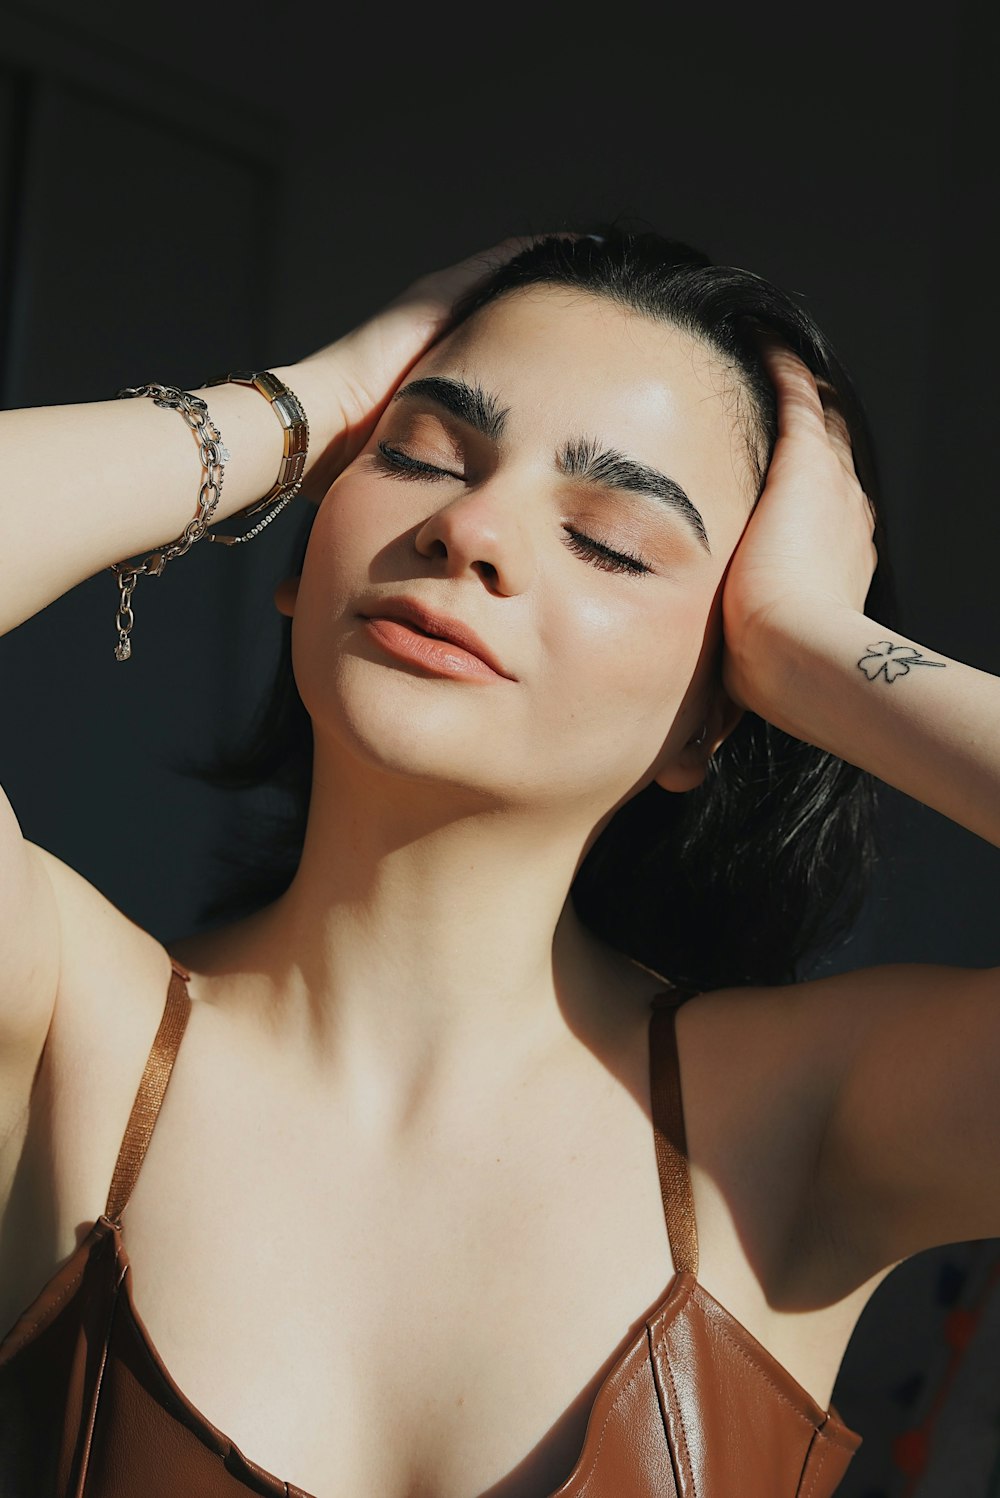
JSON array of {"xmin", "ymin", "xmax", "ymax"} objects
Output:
[{"xmin": 0, "ymin": 958, "xmax": 862, "ymax": 1496}]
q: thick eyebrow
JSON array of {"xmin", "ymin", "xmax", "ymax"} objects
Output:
[
  {"xmin": 392, "ymin": 376, "xmax": 509, "ymax": 442},
  {"xmin": 559, "ymin": 437, "xmax": 711, "ymax": 553},
  {"xmin": 392, "ymin": 376, "xmax": 710, "ymax": 554}
]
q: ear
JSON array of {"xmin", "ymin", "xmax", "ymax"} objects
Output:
[
  {"xmin": 273, "ymin": 574, "xmax": 300, "ymax": 618},
  {"xmin": 653, "ymin": 692, "xmax": 745, "ymax": 794}
]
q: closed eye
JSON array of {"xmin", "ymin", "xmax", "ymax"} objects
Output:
[
  {"xmin": 562, "ymin": 528, "xmax": 651, "ymax": 576},
  {"xmin": 374, "ymin": 442, "xmax": 652, "ymax": 577},
  {"xmin": 375, "ymin": 442, "xmax": 460, "ymax": 481}
]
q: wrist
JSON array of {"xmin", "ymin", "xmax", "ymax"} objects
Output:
[
  {"xmin": 730, "ymin": 602, "xmax": 869, "ymax": 741},
  {"xmin": 271, "ymin": 359, "xmax": 353, "ymax": 503},
  {"xmin": 185, "ymin": 375, "xmax": 286, "ymax": 523}
]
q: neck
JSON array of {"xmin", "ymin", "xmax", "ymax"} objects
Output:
[{"xmin": 206, "ymin": 747, "xmax": 641, "ymax": 1134}]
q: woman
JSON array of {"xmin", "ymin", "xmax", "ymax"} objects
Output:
[{"xmin": 0, "ymin": 229, "xmax": 996, "ymax": 1498}]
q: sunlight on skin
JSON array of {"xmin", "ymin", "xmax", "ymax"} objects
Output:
[{"xmin": 241, "ymin": 287, "xmax": 757, "ymax": 1128}]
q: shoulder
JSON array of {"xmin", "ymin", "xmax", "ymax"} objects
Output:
[
  {"xmin": 660, "ymin": 969, "xmax": 887, "ymax": 1301},
  {"xmin": 23, "ymin": 843, "xmax": 179, "ymax": 1110},
  {"xmin": 790, "ymin": 958, "xmax": 1000, "ymax": 1273},
  {"xmin": 0, "ymin": 845, "xmax": 178, "ymax": 1268},
  {"xmin": 670, "ymin": 976, "xmax": 842, "ymax": 1177},
  {"xmin": 31, "ymin": 841, "xmax": 170, "ymax": 1003},
  {"xmin": 702, "ymin": 959, "xmax": 1000, "ymax": 1289}
]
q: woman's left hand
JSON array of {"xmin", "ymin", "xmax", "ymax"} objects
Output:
[{"xmin": 719, "ymin": 340, "xmax": 880, "ymax": 716}]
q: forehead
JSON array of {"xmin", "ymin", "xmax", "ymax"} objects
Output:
[{"xmin": 415, "ymin": 286, "xmax": 755, "ymax": 538}]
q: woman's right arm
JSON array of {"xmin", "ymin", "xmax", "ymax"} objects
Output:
[
  {"xmin": 0, "ymin": 236, "xmax": 540, "ymax": 1148},
  {"xmin": 0, "ymin": 362, "xmax": 344, "ymax": 1154},
  {"xmin": 0, "ymin": 231, "xmax": 540, "ymax": 636},
  {"xmin": 0, "ymin": 361, "xmax": 347, "ymax": 1125},
  {"xmin": 0, "ymin": 365, "xmax": 334, "ymax": 637}
]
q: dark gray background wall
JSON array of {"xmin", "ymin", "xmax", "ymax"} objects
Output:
[{"xmin": 1, "ymin": 2, "xmax": 998, "ymax": 1493}]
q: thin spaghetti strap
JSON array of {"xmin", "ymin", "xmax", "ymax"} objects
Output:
[
  {"xmin": 649, "ymin": 990, "xmax": 699, "ymax": 1277},
  {"xmin": 103, "ymin": 956, "xmax": 192, "ymax": 1227}
]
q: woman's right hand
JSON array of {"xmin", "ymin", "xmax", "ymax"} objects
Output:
[{"xmin": 283, "ymin": 236, "xmax": 548, "ymax": 505}]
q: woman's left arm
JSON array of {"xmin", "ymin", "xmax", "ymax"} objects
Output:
[
  {"xmin": 722, "ymin": 339, "xmax": 1000, "ymax": 851},
  {"xmin": 721, "ymin": 341, "xmax": 1000, "ymax": 1268},
  {"xmin": 744, "ymin": 607, "xmax": 1000, "ymax": 851}
]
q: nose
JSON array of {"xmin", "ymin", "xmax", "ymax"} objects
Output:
[{"xmin": 412, "ymin": 481, "xmax": 534, "ymax": 595}]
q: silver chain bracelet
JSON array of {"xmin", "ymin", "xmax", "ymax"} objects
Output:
[{"xmin": 110, "ymin": 384, "xmax": 230, "ymax": 661}]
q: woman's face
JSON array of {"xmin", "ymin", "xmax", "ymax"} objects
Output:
[{"xmin": 290, "ymin": 285, "xmax": 756, "ymax": 822}]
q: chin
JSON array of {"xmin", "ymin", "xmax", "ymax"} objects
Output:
[{"xmin": 301, "ymin": 654, "xmax": 523, "ymax": 804}]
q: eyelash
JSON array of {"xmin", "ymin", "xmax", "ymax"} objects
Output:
[{"xmin": 374, "ymin": 442, "xmax": 652, "ymax": 577}]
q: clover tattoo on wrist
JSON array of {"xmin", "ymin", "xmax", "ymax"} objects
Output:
[{"xmin": 857, "ymin": 641, "xmax": 947, "ymax": 683}]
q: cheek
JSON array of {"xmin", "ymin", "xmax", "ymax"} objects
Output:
[
  {"xmin": 541, "ymin": 586, "xmax": 709, "ymax": 738},
  {"xmin": 302, "ymin": 477, "xmax": 395, "ymax": 604},
  {"xmin": 292, "ymin": 468, "xmax": 717, "ymax": 801}
]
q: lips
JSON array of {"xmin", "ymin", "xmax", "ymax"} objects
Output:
[{"xmin": 357, "ymin": 596, "xmax": 515, "ymax": 680}]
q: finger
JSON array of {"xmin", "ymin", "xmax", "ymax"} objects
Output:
[
  {"xmin": 410, "ymin": 231, "xmax": 573, "ymax": 305},
  {"xmin": 464, "ymin": 230, "xmax": 587, "ymax": 270},
  {"xmin": 757, "ymin": 337, "xmax": 830, "ymax": 444},
  {"xmin": 757, "ymin": 336, "xmax": 877, "ymax": 532},
  {"xmin": 815, "ymin": 384, "xmax": 877, "ymax": 528},
  {"xmin": 760, "ymin": 340, "xmax": 863, "ymax": 480},
  {"xmin": 816, "ymin": 381, "xmax": 859, "ymax": 481},
  {"xmin": 448, "ymin": 234, "xmax": 540, "ymax": 280}
]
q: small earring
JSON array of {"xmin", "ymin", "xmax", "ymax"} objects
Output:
[{"xmin": 693, "ymin": 726, "xmax": 708, "ymax": 747}]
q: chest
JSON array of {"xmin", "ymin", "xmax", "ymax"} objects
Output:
[
  {"xmin": 92, "ymin": 1002, "xmax": 687, "ymax": 1497},
  {"xmin": 5, "ymin": 967, "xmax": 868, "ymax": 1498}
]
